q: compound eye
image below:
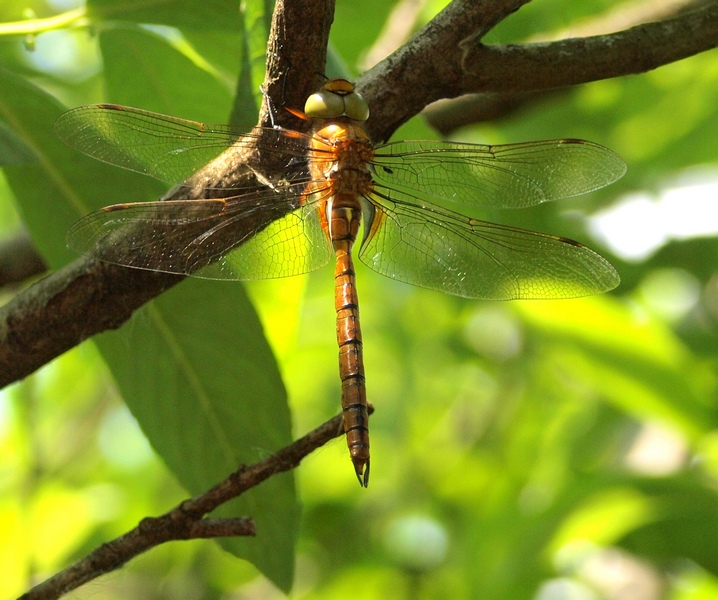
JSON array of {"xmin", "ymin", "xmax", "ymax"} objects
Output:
[
  {"xmin": 343, "ymin": 91, "xmax": 370, "ymax": 121},
  {"xmin": 304, "ymin": 90, "xmax": 345, "ymax": 118}
]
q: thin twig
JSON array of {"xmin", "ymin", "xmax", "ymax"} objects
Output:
[
  {"xmin": 0, "ymin": 7, "xmax": 86, "ymax": 36},
  {"xmin": 18, "ymin": 413, "xmax": 345, "ymax": 600}
]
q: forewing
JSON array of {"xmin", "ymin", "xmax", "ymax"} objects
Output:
[
  {"xmin": 359, "ymin": 192, "xmax": 619, "ymax": 300},
  {"xmin": 68, "ymin": 186, "xmax": 332, "ymax": 280},
  {"xmin": 372, "ymin": 139, "xmax": 626, "ymax": 210},
  {"xmin": 54, "ymin": 105, "xmax": 310, "ymax": 184}
]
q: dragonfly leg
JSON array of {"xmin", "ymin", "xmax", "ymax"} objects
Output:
[{"xmin": 259, "ymin": 84, "xmax": 281, "ymax": 130}]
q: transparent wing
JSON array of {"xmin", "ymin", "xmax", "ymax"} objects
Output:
[
  {"xmin": 372, "ymin": 139, "xmax": 626, "ymax": 210},
  {"xmin": 54, "ymin": 104, "xmax": 311, "ymax": 184},
  {"xmin": 67, "ymin": 186, "xmax": 332, "ymax": 280},
  {"xmin": 196, "ymin": 195, "xmax": 333, "ymax": 280},
  {"xmin": 359, "ymin": 191, "xmax": 619, "ymax": 300}
]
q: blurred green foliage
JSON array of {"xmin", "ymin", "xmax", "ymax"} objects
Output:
[{"xmin": 1, "ymin": 0, "xmax": 718, "ymax": 599}]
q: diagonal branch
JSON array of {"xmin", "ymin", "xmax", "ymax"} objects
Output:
[
  {"xmin": 459, "ymin": 2, "xmax": 718, "ymax": 92},
  {"xmin": 424, "ymin": 0, "xmax": 714, "ymax": 133},
  {"xmin": 359, "ymin": 0, "xmax": 718, "ymax": 141},
  {"xmin": 19, "ymin": 413, "xmax": 345, "ymax": 600},
  {"xmin": 2, "ymin": 0, "xmax": 717, "ymax": 387},
  {"xmin": 358, "ymin": 0, "xmax": 532, "ymax": 142}
]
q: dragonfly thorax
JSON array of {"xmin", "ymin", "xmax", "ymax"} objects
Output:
[{"xmin": 309, "ymin": 122, "xmax": 375, "ymax": 198}]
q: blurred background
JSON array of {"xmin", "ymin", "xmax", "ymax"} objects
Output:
[{"xmin": 1, "ymin": 0, "xmax": 718, "ymax": 598}]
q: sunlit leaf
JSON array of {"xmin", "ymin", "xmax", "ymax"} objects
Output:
[
  {"xmin": 87, "ymin": 0, "xmax": 245, "ymax": 32},
  {"xmin": 96, "ymin": 278, "xmax": 298, "ymax": 591},
  {"xmin": 100, "ymin": 27, "xmax": 235, "ymax": 123}
]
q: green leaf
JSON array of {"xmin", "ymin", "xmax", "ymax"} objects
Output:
[
  {"xmin": 96, "ymin": 278, "xmax": 298, "ymax": 592},
  {"xmin": 619, "ymin": 477, "xmax": 718, "ymax": 575},
  {"xmin": 100, "ymin": 27, "xmax": 235, "ymax": 122},
  {"xmin": 0, "ymin": 120, "xmax": 36, "ymax": 166},
  {"xmin": 517, "ymin": 298, "xmax": 718, "ymax": 437},
  {"xmin": 87, "ymin": 0, "xmax": 244, "ymax": 32},
  {"xmin": 225, "ymin": 0, "xmax": 272, "ymax": 129},
  {"xmin": 0, "ymin": 66, "xmax": 162, "ymax": 266}
]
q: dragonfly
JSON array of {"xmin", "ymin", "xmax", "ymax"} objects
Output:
[{"xmin": 55, "ymin": 78, "xmax": 625, "ymax": 487}]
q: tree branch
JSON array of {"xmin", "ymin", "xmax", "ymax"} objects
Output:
[
  {"xmin": 0, "ymin": 258, "xmax": 182, "ymax": 388},
  {"xmin": 359, "ymin": 0, "xmax": 718, "ymax": 141},
  {"xmin": 357, "ymin": 0, "xmax": 532, "ymax": 142},
  {"xmin": 459, "ymin": 2, "xmax": 718, "ymax": 93},
  {"xmin": 2, "ymin": 0, "xmax": 718, "ymax": 387},
  {"xmin": 19, "ymin": 413, "xmax": 345, "ymax": 600},
  {"xmin": 424, "ymin": 0, "xmax": 718, "ymax": 133}
]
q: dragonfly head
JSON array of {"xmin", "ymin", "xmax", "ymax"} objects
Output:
[{"xmin": 304, "ymin": 78, "xmax": 370, "ymax": 122}]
